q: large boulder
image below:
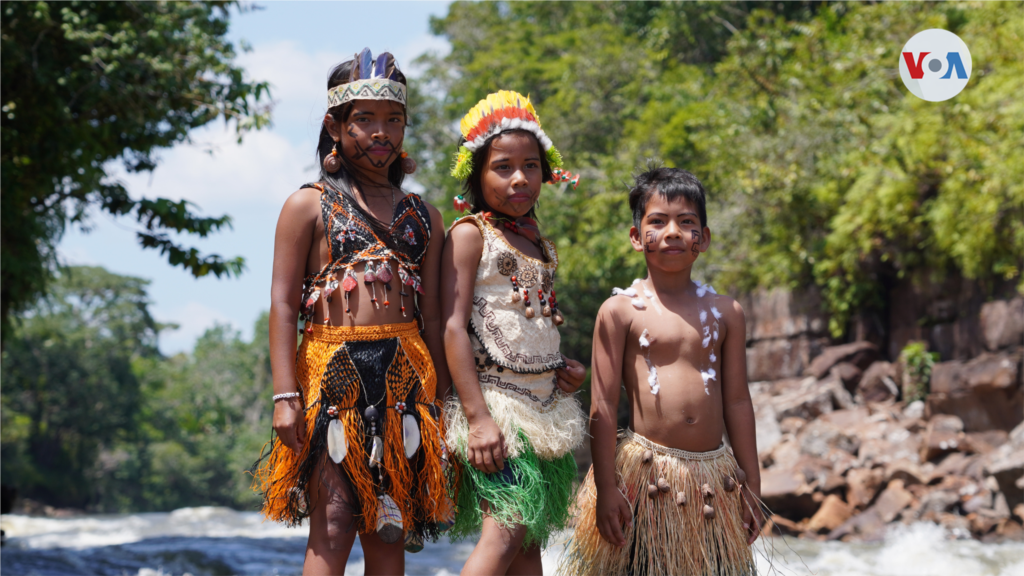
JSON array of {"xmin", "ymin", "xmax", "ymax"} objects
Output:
[
  {"xmin": 829, "ymin": 479, "xmax": 914, "ymax": 540},
  {"xmin": 805, "ymin": 341, "xmax": 880, "ymax": 379},
  {"xmin": 980, "ymin": 297, "xmax": 1024, "ymax": 351},
  {"xmin": 760, "ymin": 467, "xmax": 819, "ymax": 520},
  {"xmin": 926, "ymin": 352, "xmax": 1023, "ymax": 431},
  {"xmin": 857, "ymin": 361, "xmax": 899, "ymax": 403},
  {"xmin": 747, "ymin": 336, "xmax": 828, "ymax": 382},
  {"xmin": 921, "ymin": 414, "xmax": 966, "ymax": 462},
  {"xmin": 845, "ymin": 467, "xmax": 884, "ymax": 510},
  {"xmin": 984, "ymin": 422, "xmax": 1024, "ymax": 509}
]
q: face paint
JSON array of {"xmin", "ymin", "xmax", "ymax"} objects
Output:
[{"xmin": 645, "ymin": 230, "xmax": 658, "ymax": 253}]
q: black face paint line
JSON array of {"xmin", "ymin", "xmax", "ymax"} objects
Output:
[
  {"xmin": 690, "ymin": 229, "xmax": 701, "ymax": 257},
  {"xmin": 645, "ymin": 230, "xmax": 658, "ymax": 253},
  {"xmin": 691, "ymin": 230, "xmax": 700, "ymax": 241},
  {"xmin": 350, "ymin": 138, "xmax": 398, "ymax": 168}
]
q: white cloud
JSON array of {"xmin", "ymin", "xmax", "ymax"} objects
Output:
[{"xmin": 156, "ymin": 301, "xmax": 239, "ymax": 355}]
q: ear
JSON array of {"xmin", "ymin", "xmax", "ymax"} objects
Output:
[
  {"xmin": 324, "ymin": 113, "xmax": 343, "ymax": 142},
  {"xmin": 699, "ymin": 227, "xmax": 712, "ymax": 253},
  {"xmin": 629, "ymin": 226, "xmax": 644, "ymax": 253}
]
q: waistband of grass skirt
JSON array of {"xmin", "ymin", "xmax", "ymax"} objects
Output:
[
  {"xmin": 306, "ymin": 320, "xmax": 420, "ymax": 343},
  {"xmin": 622, "ymin": 429, "xmax": 728, "ymax": 461}
]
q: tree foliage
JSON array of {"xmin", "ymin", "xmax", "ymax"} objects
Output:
[
  {"xmin": 411, "ymin": 1, "xmax": 1022, "ymax": 361},
  {"xmin": 1, "ymin": 266, "xmax": 272, "ymax": 511},
  {"xmin": 1, "ymin": 1, "xmax": 271, "ymax": 340}
]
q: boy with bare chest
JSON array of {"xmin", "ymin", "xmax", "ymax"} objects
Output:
[{"xmin": 561, "ymin": 167, "xmax": 762, "ymax": 576}]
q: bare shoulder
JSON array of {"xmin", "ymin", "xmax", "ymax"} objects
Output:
[
  {"xmin": 712, "ymin": 293, "xmax": 746, "ymax": 332},
  {"xmin": 597, "ymin": 295, "xmax": 635, "ymax": 331},
  {"xmin": 280, "ymin": 186, "xmax": 322, "ymax": 218},
  {"xmin": 419, "ymin": 197, "xmax": 446, "ymax": 234}
]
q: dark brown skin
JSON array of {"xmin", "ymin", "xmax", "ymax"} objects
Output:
[
  {"xmin": 441, "ymin": 132, "xmax": 585, "ymax": 576},
  {"xmin": 268, "ymin": 98, "xmax": 449, "ymax": 576},
  {"xmin": 590, "ymin": 194, "xmax": 763, "ymax": 550}
]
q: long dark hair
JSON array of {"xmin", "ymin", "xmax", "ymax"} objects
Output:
[
  {"xmin": 461, "ymin": 129, "xmax": 553, "ymax": 220},
  {"xmin": 317, "ymin": 57, "xmax": 408, "ymax": 248}
]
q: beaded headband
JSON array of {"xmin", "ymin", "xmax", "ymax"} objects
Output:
[
  {"xmin": 327, "ymin": 48, "xmax": 406, "ymax": 108},
  {"xmin": 450, "ymin": 90, "xmax": 565, "ymax": 181}
]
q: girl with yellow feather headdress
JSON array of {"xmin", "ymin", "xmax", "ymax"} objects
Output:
[{"xmin": 441, "ymin": 90, "xmax": 586, "ymax": 575}]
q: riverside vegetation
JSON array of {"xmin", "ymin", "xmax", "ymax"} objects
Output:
[{"xmin": 2, "ymin": 1, "xmax": 1021, "ymax": 543}]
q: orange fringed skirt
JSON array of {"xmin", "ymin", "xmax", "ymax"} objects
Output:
[{"xmin": 252, "ymin": 322, "xmax": 456, "ymax": 541}]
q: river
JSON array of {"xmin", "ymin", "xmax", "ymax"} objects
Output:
[{"xmin": 2, "ymin": 507, "xmax": 1022, "ymax": 575}]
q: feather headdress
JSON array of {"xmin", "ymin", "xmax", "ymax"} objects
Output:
[
  {"xmin": 450, "ymin": 90, "xmax": 568, "ymax": 182},
  {"xmin": 327, "ymin": 48, "xmax": 406, "ymax": 108}
]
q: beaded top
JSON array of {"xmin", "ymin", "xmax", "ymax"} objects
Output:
[
  {"xmin": 453, "ymin": 213, "xmax": 566, "ymax": 374},
  {"xmin": 300, "ymin": 183, "xmax": 431, "ymax": 320}
]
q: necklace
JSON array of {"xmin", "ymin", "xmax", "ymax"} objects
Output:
[{"xmin": 359, "ymin": 182, "xmax": 396, "ymax": 221}]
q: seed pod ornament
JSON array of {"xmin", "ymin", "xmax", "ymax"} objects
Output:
[
  {"xmin": 657, "ymin": 478, "xmax": 671, "ymax": 493},
  {"xmin": 675, "ymin": 492, "xmax": 687, "ymax": 506},
  {"xmin": 400, "ymin": 151, "xmax": 417, "ymax": 174},
  {"xmin": 703, "ymin": 504, "xmax": 716, "ymax": 520},
  {"xmin": 642, "ymin": 450, "xmax": 653, "ymax": 464},
  {"xmin": 647, "ymin": 484, "xmax": 660, "ymax": 499}
]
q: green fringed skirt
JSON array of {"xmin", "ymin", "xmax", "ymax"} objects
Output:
[{"xmin": 448, "ymin": 431, "xmax": 578, "ymax": 547}]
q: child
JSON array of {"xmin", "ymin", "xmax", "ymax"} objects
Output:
[
  {"xmin": 441, "ymin": 90, "xmax": 588, "ymax": 575},
  {"xmin": 252, "ymin": 49, "xmax": 453, "ymax": 575},
  {"xmin": 561, "ymin": 167, "xmax": 763, "ymax": 576}
]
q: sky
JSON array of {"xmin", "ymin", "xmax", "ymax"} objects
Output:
[{"xmin": 58, "ymin": 1, "xmax": 453, "ymax": 354}]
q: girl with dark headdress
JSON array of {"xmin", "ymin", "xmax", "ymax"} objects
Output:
[{"xmin": 252, "ymin": 49, "xmax": 454, "ymax": 575}]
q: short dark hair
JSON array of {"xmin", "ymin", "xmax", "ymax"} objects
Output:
[
  {"xmin": 628, "ymin": 166, "xmax": 708, "ymax": 230},
  {"xmin": 462, "ymin": 130, "xmax": 554, "ymax": 218}
]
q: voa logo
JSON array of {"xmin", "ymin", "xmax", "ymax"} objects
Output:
[{"xmin": 899, "ymin": 29, "xmax": 972, "ymax": 102}]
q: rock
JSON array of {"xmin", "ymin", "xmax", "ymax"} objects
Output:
[
  {"xmin": 962, "ymin": 491, "xmax": 993, "ymax": 515},
  {"xmin": 846, "ymin": 468, "xmax": 884, "ymax": 510},
  {"xmin": 779, "ymin": 416, "xmax": 807, "ymax": 435},
  {"xmin": 857, "ymin": 361, "xmax": 899, "ymax": 403},
  {"xmin": 985, "ymin": 445, "xmax": 1024, "ymax": 509},
  {"xmin": 830, "ymin": 362, "xmax": 863, "ymax": 392},
  {"xmin": 937, "ymin": 512, "xmax": 972, "ymax": 535},
  {"xmin": 873, "ymin": 479, "xmax": 915, "ymax": 523},
  {"xmin": 763, "ymin": 514, "xmax": 804, "ymax": 537},
  {"xmin": 927, "ymin": 353, "xmax": 1024, "ymax": 432},
  {"xmin": 903, "ymin": 400, "xmax": 925, "ymax": 420},
  {"xmin": 930, "ymin": 452, "xmax": 979, "ymax": 481},
  {"xmin": 806, "ymin": 341, "xmax": 880, "ymax": 380},
  {"xmin": 747, "ymin": 336, "xmax": 827, "ymax": 382},
  {"xmin": 760, "ymin": 467, "xmax": 819, "ymax": 520},
  {"xmin": 799, "ymin": 418, "xmax": 860, "ymax": 459},
  {"xmin": 995, "ymin": 518, "xmax": 1024, "ymax": 540},
  {"xmin": 1013, "ymin": 503, "xmax": 1024, "ymax": 522},
  {"xmin": 743, "ymin": 287, "xmax": 828, "ymax": 341},
  {"xmin": 918, "ymin": 488, "xmax": 960, "ymax": 517},
  {"xmin": 828, "ymin": 481, "xmax": 913, "ymax": 542},
  {"xmin": 884, "ymin": 460, "xmax": 927, "ymax": 486},
  {"xmin": 921, "ymin": 414, "xmax": 966, "ymax": 462},
  {"xmin": 980, "ymin": 297, "xmax": 1024, "ymax": 351},
  {"xmin": 965, "ymin": 430, "xmax": 1010, "ymax": 455},
  {"xmin": 774, "ymin": 377, "xmax": 835, "ymax": 421},
  {"xmin": 806, "ymin": 494, "xmax": 853, "ymax": 533},
  {"xmin": 754, "ymin": 402, "xmax": 782, "ymax": 459},
  {"xmin": 856, "ymin": 419, "xmax": 923, "ymax": 467}
]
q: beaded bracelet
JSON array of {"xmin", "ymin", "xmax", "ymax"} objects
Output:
[{"xmin": 273, "ymin": 392, "xmax": 302, "ymax": 402}]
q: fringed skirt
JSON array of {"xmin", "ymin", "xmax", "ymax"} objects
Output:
[
  {"xmin": 252, "ymin": 322, "xmax": 455, "ymax": 544},
  {"xmin": 444, "ymin": 372, "xmax": 586, "ymax": 547},
  {"xmin": 560, "ymin": 430, "xmax": 756, "ymax": 576}
]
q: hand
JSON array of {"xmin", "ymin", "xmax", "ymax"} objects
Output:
[
  {"xmin": 596, "ymin": 489, "xmax": 633, "ymax": 547},
  {"xmin": 741, "ymin": 486, "xmax": 764, "ymax": 545},
  {"xmin": 273, "ymin": 396, "xmax": 306, "ymax": 456},
  {"xmin": 555, "ymin": 355, "xmax": 586, "ymax": 393},
  {"xmin": 467, "ymin": 415, "xmax": 507, "ymax": 474}
]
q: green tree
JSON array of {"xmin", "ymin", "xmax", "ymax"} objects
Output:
[
  {"xmin": 1, "ymin": 266, "xmax": 161, "ymax": 507},
  {"xmin": 414, "ymin": 1, "xmax": 1022, "ymax": 361},
  {"xmin": 1, "ymin": 1, "xmax": 271, "ymax": 340}
]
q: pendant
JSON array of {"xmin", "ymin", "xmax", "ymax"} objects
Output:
[
  {"xmin": 403, "ymin": 413, "xmax": 421, "ymax": 459},
  {"xmin": 369, "ymin": 435, "xmax": 383, "ymax": 468},
  {"xmin": 375, "ymin": 493, "xmax": 404, "ymax": 543},
  {"xmin": 327, "ymin": 419, "xmax": 347, "ymax": 464},
  {"xmin": 377, "ymin": 260, "xmax": 393, "ymax": 283}
]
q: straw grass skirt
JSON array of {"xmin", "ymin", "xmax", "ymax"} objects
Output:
[{"xmin": 560, "ymin": 430, "xmax": 756, "ymax": 576}]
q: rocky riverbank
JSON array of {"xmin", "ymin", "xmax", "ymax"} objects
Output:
[{"xmin": 749, "ymin": 295, "xmax": 1024, "ymax": 542}]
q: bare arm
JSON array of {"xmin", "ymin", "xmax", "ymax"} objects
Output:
[
  {"xmin": 720, "ymin": 297, "xmax": 762, "ymax": 544},
  {"xmin": 441, "ymin": 221, "xmax": 507, "ymax": 473},
  {"xmin": 418, "ymin": 203, "xmax": 451, "ymax": 401},
  {"xmin": 269, "ymin": 187, "xmax": 321, "ymax": 455},
  {"xmin": 590, "ymin": 298, "xmax": 633, "ymax": 547}
]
